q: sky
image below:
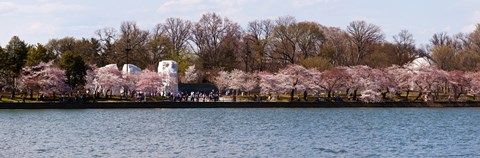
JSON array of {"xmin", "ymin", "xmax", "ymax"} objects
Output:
[{"xmin": 1, "ymin": 0, "xmax": 480, "ymax": 47}]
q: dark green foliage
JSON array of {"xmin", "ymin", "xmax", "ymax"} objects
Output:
[
  {"xmin": 0, "ymin": 36, "xmax": 29, "ymax": 97},
  {"xmin": 58, "ymin": 51, "xmax": 87, "ymax": 91},
  {"xmin": 26, "ymin": 43, "xmax": 57, "ymax": 66}
]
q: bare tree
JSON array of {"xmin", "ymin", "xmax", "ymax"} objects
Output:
[
  {"xmin": 191, "ymin": 13, "xmax": 242, "ymax": 70},
  {"xmin": 147, "ymin": 24, "xmax": 171, "ymax": 66},
  {"xmin": 392, "ymin": 29, "xmax": 418, "ymax": 65},
  {"xmin": 95, "ymin": 27, "xmax": 117, "ymax": 65},
  {"xmin": 296, "ymin": 21, "xmax": 325, "ymax": 58},
  {"xmin": 243, "ymin": 19, "xmax": 274, "ymax": 71},
  {"xmin": 117, "ymin": 21, "xmax": 149, "ymax": 69},
  {"xmin": 322, "ymin": 27, "xmax": 351, "ymax": 66},
  {"xmin": 161, "ymin": 18, "xmax": 193, "ymax": 54},
  {"xmin": 430, "ymin": 32, "xmax": 453, "ymax": 47},
  {"xmin": 346, "ymin": 21, "xmax": 384, "ymax": 65},
  {"xmin": 271, "ymin": 16, "xmax": 298, "ymax": 65}
]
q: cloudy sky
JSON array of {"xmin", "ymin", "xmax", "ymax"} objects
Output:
[{"xmin": 1, "ymin": 0, "xmax": 479, "ymax": 46}]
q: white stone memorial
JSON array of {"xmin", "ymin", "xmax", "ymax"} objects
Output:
[
  {"xmin": 122, "ymin": 64, "xmax": 141, "ymax": 75},
  {"xmin": 158, "ymin": 60, "xmax": 179, "ymax": 94},
  {"xmin": 103, "ymin": 64, "xmax": 118, "ymax": 69}
]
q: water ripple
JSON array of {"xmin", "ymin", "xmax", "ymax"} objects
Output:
[{"xmin": 1, "ymin": 108, "xmax": 480, "ymax": 157}]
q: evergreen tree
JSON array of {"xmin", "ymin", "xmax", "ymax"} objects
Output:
[
  {"xmin": 0, "ymin": 36, "xmax": 29, "ymax": 98},
  {"xmin": 58, "ymin": 51, "xmax": 87, "ymax": 91}
]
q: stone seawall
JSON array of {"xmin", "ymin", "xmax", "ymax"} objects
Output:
[{"xmin": 1, "ymin": 102, "xmax": 480, "ymax": 109}]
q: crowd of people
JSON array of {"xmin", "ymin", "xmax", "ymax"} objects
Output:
[{"xmin": 169, "ymin": 90, "xmax": 220, "ymax": 102}]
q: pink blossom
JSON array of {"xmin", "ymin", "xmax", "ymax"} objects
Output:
[{"xmin": 136, "ymin": 70, "xmax": 164, "ymax": 95}]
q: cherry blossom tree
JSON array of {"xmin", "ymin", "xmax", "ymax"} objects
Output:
[
  {"xmin": 386, "ymin": 65, "xmax": 413, "ymax": 100},
  {"xmin": 96, "ymin": 66, "xmax": 124, "ymax": 98},
  {"xmin": 213, "ymin": 71, "xmax": 230, "ymax": 93},
  {"xmin": 39, "ymin": 64, "xmax": 69, "ymax": 97},
  {"xmin": 466, "ymin": 71, "xmax": 480, "ymax": 99},
  {"xmin": 136, "ymin": 70, "xmax": 164, "ymax": 96},
  {"xmin": 345, "ymin": 65, "xmax": 373, "ymax": 101},
  {"xmin": 369, "ymin": 68, "xmax": 396, "ymax": 100},
  {"xmin": 19, "ymin": 61, "xmax": 69, "ymax": 99},
  {"xmin": 448, "ymin": 71, "xmax": 470, "ymax": 101},
  {"xmin": 258, "ymin": 71, "xmax": 281, "ymax": 94},
  {"xmin": 312, "ymin": 67, "xmax": 348, "ymax": 98},
  {"xmin": 411, "ymin": 67, "xmax": 448, "ymax": 101},
  {"xmin": 228, "ymin": 69, "xmax": 246, "ymax": 94},
  {"xmin": 241, "ymin": 72, "xmax": 259, "ymax": 95},
  {"xmin": 360, "ymin": 90, "xmax": 383, "ymax": 103},
  {"xmin": 19, "ymin": 63, "xmax": 44, "ymax": 99},
  {"xmin": 123, "ymin": 73, "xmax": 139, "ymax": 97},
  {"xmin": 181, "ymin": 65, "xmax": 199, "ymax": 83},
  {"xmin": 84, "ymin": 66, "xmax": 99, "ymax": 96},
  {"xmin": 275, "ymin": 64, "xmax": 311, "ymax": 101}
]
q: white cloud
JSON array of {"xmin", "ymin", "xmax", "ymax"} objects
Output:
[
  {"xmin": 27, "ymin": 22, "xmax": 58, "ymax": 35},
  {"xmin": 0, "ymin": 1, "xmax": 83, "ymax": 16},
  {"xmin": 462, "ymin": 10, "xmax": 480, "ymax": 33},
  {"xmin": 291, "ymin": 0, "xmax": 337, "ymax": 8}
]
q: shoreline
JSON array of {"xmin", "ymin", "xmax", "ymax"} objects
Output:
[{"xmin": 1, "ymin": 101, "xmax": 480, "ymax": 109}]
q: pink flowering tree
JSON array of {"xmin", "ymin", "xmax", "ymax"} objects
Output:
[
  {"xmin": 386, "ymin": 65, "xmax": 413, "ymax": 100},
  {"xmin": 276, "ymin": 64, "xmax": 311, "ymax": 101},
  {"xmin": 448, "ymin": 71, "xmax": 470, "ymax": 101},
  {"xmin": 228, "ymin": 69, "xmax": 247, "ymax": 94},
  {"xmin": 136, "ymin": 70, "xmax": 164, "ymax": 96},
  {"xmin": 19, "ymin": 61, "xmax": 69, "ymax": 99},
  {"xmin": 84, "ymin": 66, "xmax": 99, "ymax": 96},
  {"xmin": 466, "ymin": 71, "xmax": 480, "ymax": 100},
  {"xmin": 411, "ymin": 67, "xmax": 448, "ymax": 101},
  {"xmin": 95, "ymin": 66, "xmax": 124, "ymax": 98},
  {"xmin": 19, "ymin": 63, "xmax": 44, "ymax": 99},
  {"xmin": 345, "ymin": 65, "xmax": 374, "ymax": 101},
  {"xmin": 38, "ymin": 64, "xmax": 70, "ymax": 97},
  {"xmin": 181, "ymin": 65, "xmax": 199, "ymax": 83},
  {"xmin": 370, "ymin": 68, "xmax": 397, "ymax": 100},
  {"xmin": 312, "ymin": 67, "xmax": 348, "ymax": 98},
  {"xmin": 213, "ymin": 70, "xmax": 230, "ymax": 93},
  {"xmin": 241, "ymin": 72, "xmax": 259, "ymax": 95},
  {"xmin": 258, "ymin": 71, "xmax": 282, "ymax": 94},
  {"xmin": 123, "ymin": 73, "xmax": 139, "ymax": 97}
]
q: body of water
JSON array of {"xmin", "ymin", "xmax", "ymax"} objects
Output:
[{"xmin": 1, "ymin": 108, "xmax": 480, "ymax": 157}]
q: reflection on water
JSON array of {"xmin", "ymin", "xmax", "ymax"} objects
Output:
[{"xmin": 1, "ymin": 108, "xmax": 480, "ymax": 157}]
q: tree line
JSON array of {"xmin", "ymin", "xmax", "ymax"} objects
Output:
[
  {"xmin": 210, "ymin": 64, "xmax": 478, "ymax": 103},
  {"xmin": 2, "ymin": 12, "xmax": 480, "ymax": 98}
]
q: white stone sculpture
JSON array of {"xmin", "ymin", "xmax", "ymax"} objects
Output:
[
  {"xmin": 122, "ymin": 64, "xmax": 141, "ymax": 75},
  {"xmin": 158, "ymin": 60, "xmax": 179, "ymax": 94}
]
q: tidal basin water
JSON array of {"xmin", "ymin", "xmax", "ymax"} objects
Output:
[{"xmin": 1, "ymin": 108, "xmax": 480, "ymax": 157}]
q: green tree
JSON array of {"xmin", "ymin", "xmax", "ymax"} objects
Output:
[
  {"xmin": 26, "ymin": 43, "xmax": 56, "ymax": 66},
  {"xmin": 0, "ymin": 36, "xmax": 29, "ymax": 98},
  {"xmin": 73, "ymin": 38, "xmax": 103, "ymax": 66},
  {"xmin": 58, "ymin": 51, "xmax": 87, "ymax": 91}
]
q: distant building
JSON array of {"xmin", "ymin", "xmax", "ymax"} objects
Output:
[
  {"xmin": 158, "ymin": 60, "xmax": 179, "ymax": 94},
  {"xmin": 404, "ymin": 57, "xmax": 437, "ymax": 70}
]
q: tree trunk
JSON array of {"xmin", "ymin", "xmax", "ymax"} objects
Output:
[
  {"xmin": 327, "ymin": 91, "xmax": 331, "ymax": 98},
  {"xmin": 10, "ymin": 77, "xmax": 15, "ymax": 99},
  {"xmin": 30, "ymin": 90, "xmax": 33, "ymax": 99},
  {"xmin": 290, "ymin": 89, "xmax": 295, "ymax": 102},
  {"xmin": 415, "ymin": 92, "xmax": 422, "ymax": 101},
  {"xmin": 353, "ymin": 89, "xmax": 358, "ymax": 101},
  {"xmin": 406, "ymin": 90, "xmax": 410, "ymax": 102}
]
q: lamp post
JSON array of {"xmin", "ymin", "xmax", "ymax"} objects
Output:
[{"xmin": 125, "ymin": 39, "xmax": 131, "ymax": 99}]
